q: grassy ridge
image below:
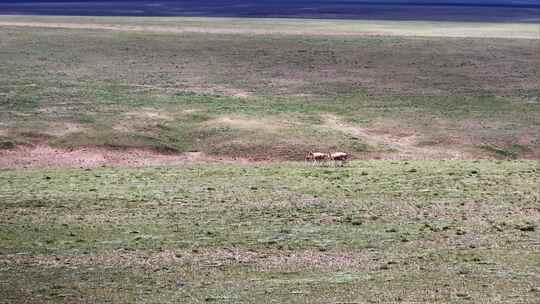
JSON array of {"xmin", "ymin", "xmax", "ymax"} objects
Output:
[{"xmin": 1, "ymin": 161, "xmax": 539, "ymax": 302}]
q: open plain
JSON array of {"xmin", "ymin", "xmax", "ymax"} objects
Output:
[{"xmin": 0, "ymin": 16, "xmax": 539, "ymax": 303}]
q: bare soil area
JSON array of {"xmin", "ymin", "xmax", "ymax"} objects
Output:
[
  {"xmin": 0, "ymin": 141, "xmax": 487, "ymax": 169},
  {"xmin": 323, "ymin": 114, "xmax": 474, "ymax": 160},
  {"xmin": 0, "ymin": 145, "xmax": 258, "ymax": 168}
]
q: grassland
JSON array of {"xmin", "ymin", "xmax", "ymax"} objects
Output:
[
  {"xmin": 0, "ymin": 16, "xmax": 539, "ymax": 303},
  {"xmin": 1, "ymin": 161, "xmax": 539, "ymax": 303},
  {"xmin": 1, "ymin": 16, "xmax": 539, "ymax": 163}
]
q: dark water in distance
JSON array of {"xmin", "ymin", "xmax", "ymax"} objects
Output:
[{"xmin": 1, "ymin": 1, "xmax": 539, "ymax": 22}]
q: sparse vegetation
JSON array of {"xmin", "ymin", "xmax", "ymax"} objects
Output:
[
  {"xmin": 1, "ymin": 161, "xmax": 539, "ymax": 303},
  {"xmin": 1, "ymin": 18, "xmax": 539, "ymax": 161},
  {"xmin": 0, "ymin": 16, "xmax": 539, "ymax": 303},
  {"xmin": 479, "ymin": 143, "xmax": 531, "ymax": 159}
]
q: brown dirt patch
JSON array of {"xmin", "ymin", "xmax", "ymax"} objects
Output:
[
  {"xmin": 178, "ymin": 84, "xmax": 253, "ymax": 98},
  {"xmin": 113, "ymin": 108, "xmax": 175, "ymax": 132},
  {"xmin": 125, "ymin": 108, "xmax": 175, "ymax": 121},
  {"xmin": 206, "ymin": 115, "xmax": 283, "ymax": 132},
  {"xmin": 323, "ymin": 114, "xmax": 474, "ymax": 160},
  {"xmin": 0, "ymin": 145, "xmax": 259, "ymax": 169},
  {"xmin": 43, "ymin": 123, "xmax": 89, "ymax": 137}
]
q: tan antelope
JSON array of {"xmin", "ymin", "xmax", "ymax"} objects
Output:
[
  {"xmin": 328, "ymin": 152, "xmax": 349, "ymax": 166},
  {"xmin": 305, "ymin": 151, "xmax": 329, "ymax": 165}
]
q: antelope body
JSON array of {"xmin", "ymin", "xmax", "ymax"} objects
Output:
[
  {"xmin": 306, "ymin": 151, "xmax": 349, "ymax": 166},
  {"xmin": 329, "ymin": 152, "xmax": 349, "ymax": 161},
  {"xmin": 306, "ymin": 152, "xmax": 328, "ymax": 162}
]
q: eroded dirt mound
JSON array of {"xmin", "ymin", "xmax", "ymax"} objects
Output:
[
  {"xmin": 322, "ymin": 114, "xmax": 474, "ymax": 160},
  {"xmin": 2, "ymin": 116, "xmax": 538, "ymax": 168}
]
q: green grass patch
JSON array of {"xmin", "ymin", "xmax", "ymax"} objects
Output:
[{"xmin": 1, "ymin": 160, "xmax": 539, "ymax": 302}]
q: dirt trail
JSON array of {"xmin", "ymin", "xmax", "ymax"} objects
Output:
[{"xmin": 323, "ymin": 114, "xmax": 469, "ymax": 160}]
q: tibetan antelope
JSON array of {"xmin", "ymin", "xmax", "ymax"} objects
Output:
[
  {"xmin": 328, "ymin": 152, "xmax": 349, "ymax": 166},
  {"xmin": 305, "ymin": 151, "xmax": 329, "ymax": 165}
]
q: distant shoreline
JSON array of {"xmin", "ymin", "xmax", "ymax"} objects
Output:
[{"xmin": 0, "ymin": 1, "xmax": 539, "ymax": 23}]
